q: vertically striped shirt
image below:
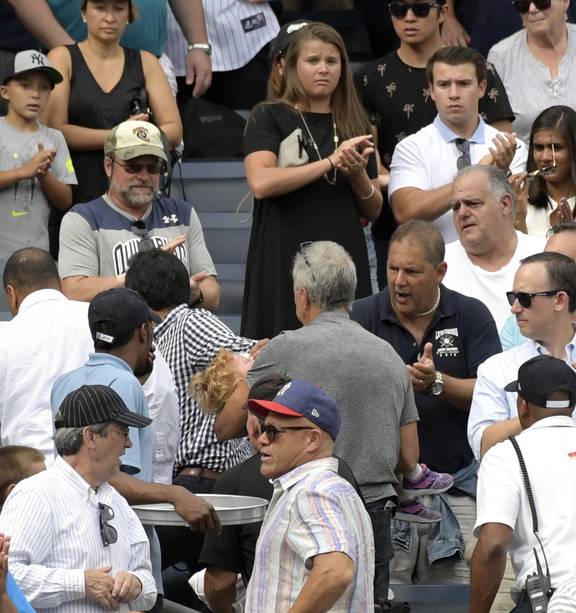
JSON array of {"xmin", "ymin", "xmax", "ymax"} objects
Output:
[
  {"xmin": 0, "ymin": 457, "xmax": 156, "ymax": 613},
  {"xmin": 245, "ymin": 457, "xmax": 375, "ymax": 612},
  {"xmin": 166, "ymin": 0, "xmax": 280, "ymax": 75}
]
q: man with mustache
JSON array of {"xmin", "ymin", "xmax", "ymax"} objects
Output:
[{"xmin": 58, "ymin": 119, "xmax": 219, "ymax": 308}]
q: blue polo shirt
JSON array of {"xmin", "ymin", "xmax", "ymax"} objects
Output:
[
  {"xmin": 51, "ymin": 353, "xmax": 152, "ymax": 482},
  {"xmin": 351, "ymin": 285, "xmax": 502, "ymax": 474}
]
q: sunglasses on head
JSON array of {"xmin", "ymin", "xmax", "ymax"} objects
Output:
[
  {"xmin": 114, "ymin": 159, "xmax": 164, "ymax": 175},
  {"xmin": 506, "ymin": 289, "xmax": 561, "ymax": 308},
  {"xmin": 131, "ymin": 220, "xmax": 156, "ymax": 253},
  {"xmin": 260, "ymin": 423, "xmax": 316, "ymax": 441},
  {"xmin": 389, "ymin": 1, "xmax": 441, "ymax": 18},
  {"xmin": 512, "ymin": 0, "xmax": 552, "ymax": 14},
  {"xmin": 98, "ymin": 502, "xmax": 118, "ymax": 547}
]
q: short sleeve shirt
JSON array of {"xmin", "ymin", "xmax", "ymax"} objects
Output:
[
  {"xmin": 0, "ymin": 119, "xmax": 76, "ymax": 257},
  {"xmin": 58, "ymin": 195, "xmax": 216, "ymax": 278},
  {"xmin": 351, "ymin": 285, "xmax": 502, "ymax": 474}
]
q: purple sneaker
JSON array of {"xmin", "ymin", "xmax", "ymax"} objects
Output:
[
  {"xmin": 395, "ymin": 497, "xmax": 441, "ymax": 524},
  {"xmin": 403, "ymin": 464, "xmax": 454, "ymax": 496}
]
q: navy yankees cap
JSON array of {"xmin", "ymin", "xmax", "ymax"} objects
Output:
[{"xmin": 248, "ymin": 380, "xmax": 341, "ymax": 440}]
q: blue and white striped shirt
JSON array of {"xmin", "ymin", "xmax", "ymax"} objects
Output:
[{"xmin": 245, "ymin": 457, "xmax": 374, "ymax": 612}]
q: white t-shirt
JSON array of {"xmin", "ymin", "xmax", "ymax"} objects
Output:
[
  {"xmin": 474, "ymin": 416, "xmax": 576, "ymax": 599},
  {"xmin": 389, "ymin": 116, "xmax": 528, "ymax": 243},
  {"xmin": 526, "ymin": 196, "xmax": 576, "ymax": 238},
  {"xmin": 443, "ymin": 231, "xmax": 545, "ymax": 332}
]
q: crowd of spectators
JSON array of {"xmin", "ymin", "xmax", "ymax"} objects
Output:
[{"xmin": 2, "ymin": 1, "xmax": 576, "ymax": 613}]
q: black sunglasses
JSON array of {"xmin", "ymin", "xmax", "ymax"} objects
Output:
[
  {"xmin": 512, "ymin": 0, "xmax": 551, "ymax": 14},
  {"xmin": 506, "ymin": 289, "xmax": 561, "ymax": 308},
  {"xmin": 299, "ymin": 241, "xmax": 316, "ymax": 281},
  {"xmin": 114, "ymin": 159, "xmax": 164, "ymax": 175},
  {"xmin": 260, "ymin": 423, "xmax": 316, "ymax": 441},
  {"xmin": 389, "ymin": 1, "xmax": 441, "ymax": 18},
  {"xmin": 98, "ymin": 503, "xmax": 118, "ymax": 547}
]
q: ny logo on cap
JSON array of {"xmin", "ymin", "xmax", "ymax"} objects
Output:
[
  {"xmin": 277, "ymin": 382, "xmax": 291, "ymax": 397},
  {"xmin": 30, "ymin": 52, "xmax": 45, "ymax": 66}
]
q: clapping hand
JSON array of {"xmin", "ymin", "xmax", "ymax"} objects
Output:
[
  {"xmin": 21, "ymin": 143, "xmax": 56, "ymax": 178},
  {"xmin": 331, "ymin": 135, "xmax": 374, "ymax": 177}
]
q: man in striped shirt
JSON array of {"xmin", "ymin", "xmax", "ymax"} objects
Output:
[{"xmin": 245, "ymin": 380, "xmax": 374, "ymax": 613}]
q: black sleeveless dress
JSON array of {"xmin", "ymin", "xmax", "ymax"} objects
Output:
[{"xmin": 49, "ymin": 44, "xmax": 145, "ymax": 258}]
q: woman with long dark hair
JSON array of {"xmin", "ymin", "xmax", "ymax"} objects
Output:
[
  {"xmin": 512, "ymin": 105, "xmax": 576, "ymax": 236},
  {"xmin": 241, "ymin": 23, "xmax": 382, "ymax": 339}
]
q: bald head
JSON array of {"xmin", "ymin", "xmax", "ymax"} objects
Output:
[
  {"xmin": 3, "ymin": 248, "xmax": 61, "ymax": 294},
  {"xmin": 546, "ymin": 223, "xmax": 576, "ymax": 261}
]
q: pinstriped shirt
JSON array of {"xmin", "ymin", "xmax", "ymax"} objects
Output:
[
  {"xmin": 245, "ymin": 457, "xmax": 374, "ymax": 612},
  {"xmin": 166, "ymin": 1, "xmax": 279, "ymax": 74},
  {"xmin": 153, "ymin": 304, "xmax": 255, "ymax": 473},
  {"xmin": 0, "ymin": 457, "xmax": 156, "ymax": 612}
]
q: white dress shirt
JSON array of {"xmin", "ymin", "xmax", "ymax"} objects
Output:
[
  {"xmin": 143, "ymin": 349, "xmax": 180, "ymax": 484},
  {"xmin": 0, "ymin": 456, "xmax": 156, "ymax": 612},
  {"xmin": 0, "ymin": 290, "xmax": 93, "ymax": 463},
  {"xmin": 443, "ymin": 231, "xmax": 545, "ymax": 332},
  {"xmin": 389, "ymin": 116, "xmax": 528, "ymax": 243},
  {"xmin": 468, "ymin": 335, "xmax": 576, "ymax": 459}
]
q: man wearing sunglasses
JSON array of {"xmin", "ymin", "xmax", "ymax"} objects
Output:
[
  {"xmin": 388, "ymin": 45, "xmax": 527, "ymax": 245},
  {"xmin": 245, "ymin": 379, "xmax": 375, "ymax": 612},
  {"xmin": 58, "ymin": 119, "xmax": 220, "ymax": 310},
  {"xmin": 468, "ymin": 251, "xmax": 576, "ymax": 461},
  {"xmin": 355, "ymin": 0, "xmax": 514, "ymax": 288},
  {"xmin": 0, "ymin": 385, "xmax": 157, "ymax": 612},
  {"xmin": 443, "ymin": 165, "xmax": 545, "ymax": 332},
  {"xmin": 488, "ymin": 0, "xmax": 576, "ymax": 144}
]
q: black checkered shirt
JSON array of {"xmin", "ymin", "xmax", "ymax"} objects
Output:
[{"xmin": 154, "ymin": 304, "xmax": 255, "ymax": 473}]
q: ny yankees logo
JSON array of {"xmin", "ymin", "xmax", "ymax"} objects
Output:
[{"xmin": 30, "ymin": 52, "xmax": 45, "ymax": 66}]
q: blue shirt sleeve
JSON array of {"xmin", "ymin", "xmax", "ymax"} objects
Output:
[{"xmin": 499, "ymin": 314, "xmax": 528, "ymax": 351}]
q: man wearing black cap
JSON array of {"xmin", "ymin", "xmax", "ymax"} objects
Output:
[
  {"xmin": 245, "ymin": 380, "xmax": 375, "ymax": 613},
  {"xmin": 470, "ymin": 355, "xmax": 576, "ymax": 613},
  {"xmin": 0, "ymin": 384, "xmax": 157, "ymax": 613},
  {"xmin": 50, "ymin": 287, "xmax": 219, "ymax": 611}
]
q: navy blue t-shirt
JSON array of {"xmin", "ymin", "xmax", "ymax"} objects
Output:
[{"xmin": 351, "ymin": 285, "xmax": 502, "ymax": 474}]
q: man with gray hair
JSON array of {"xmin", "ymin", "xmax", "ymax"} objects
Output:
[
  {"xmin": 242, "ymin": 240, "xmax": 420, "ymax": 610},
  {"xmin": 443, "ymin": 165, "xmax": 544, "ymax": 331},
  {"xmin": 0, "ymin": 385, "xmax": 157, "ymax": 612}
]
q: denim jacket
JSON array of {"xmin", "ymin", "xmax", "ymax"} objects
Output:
[{"xmin": 391, "ymin": 460, "xmax": 478, "ymax": 564}]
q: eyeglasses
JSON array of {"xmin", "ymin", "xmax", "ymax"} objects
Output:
[
  {"xmin": 299, "ymin": 241, "xmax": 316, "ymax": 281},
  {"xmin": 512, "ymin": 0, "xmax": 551, "ymax": 14},
  {"xmin": 98, "ymin": 503, "xmax": 118, "ymax": 547},
  {"xmin": 131, "ymin": 220, "xmax": 156, "ymax": 253},
  {"xmin": 114, "ymin": 159, "xmax": 164, "ymax": 175},
  {"xmin": 389, "ymin": 1, "xmax": 441, "ymax": 18},
  {"xmin": 260, "ymin": 423, "xmax": 316, "ymax": 441},
  {"xmin": 506, "ymin": 290, "xmax": 561, "ymax": 308}
]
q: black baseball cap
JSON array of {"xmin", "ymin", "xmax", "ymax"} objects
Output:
[
  {"xmin": 89, "ymin": 288, "xmax": 161, "ymax": 346},
  {"xmin": 269, "ymin": 20, "xmax": 312, "ymax": 59},
  {"xmin": 54, "ymin": 385, "xmax": 152, "ymax": 429},
  {"xmin": 505, "ymin": 355, "xmax": 576, "ymax": 409}
]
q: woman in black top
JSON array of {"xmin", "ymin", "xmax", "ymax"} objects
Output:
[
  {"xmin": 46, "ymin": 0, "xmax": 181, "ymax": 257},
  {"xmin": 241, "ymin": 23, "xmax": 382, "ymax": 339}
]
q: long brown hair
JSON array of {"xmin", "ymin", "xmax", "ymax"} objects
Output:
[
  {"xmin": 527, "ymin": 105, "xmax": 576, "ymax": 209},
  {"xmin": 280, "ymin": 23, "xmax": 371, "ymax": 140}
]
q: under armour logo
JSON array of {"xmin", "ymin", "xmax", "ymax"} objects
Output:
[
  {"xmin": 311, "ymin": 408, "xmax": 320, "ymax": 417},
  {"xmin": 162, "ymin": 214, "xmax": 178, "ymax": 224},
  {"xmin": 30, "ymin": 52, "xmax": 45, "ymax": 66}
]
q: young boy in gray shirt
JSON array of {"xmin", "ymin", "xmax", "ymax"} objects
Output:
[{"xmin": 0, "ymin": 50, "xmax": 76, "ymax": 258}]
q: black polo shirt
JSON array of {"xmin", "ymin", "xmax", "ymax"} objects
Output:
[{"xmin": 351, "ymin": 285, "xmax": 502, "ymax": 474}]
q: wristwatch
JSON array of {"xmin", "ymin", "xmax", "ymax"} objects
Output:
[
  {"xmin": 430, "ymin": 371, "xmax": 444, "ymax": 396},
  {"xmin": 188, "ymin": 43, "xmax": 212, "ymax": 56}
]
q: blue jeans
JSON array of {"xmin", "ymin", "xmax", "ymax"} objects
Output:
[{"xmin": 366, "ymin": 497, "xmax": 396, "ymax": 605}]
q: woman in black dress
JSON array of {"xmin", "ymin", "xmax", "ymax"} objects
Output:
[{"xmin": 241, "ymin": 22, "xmax": 382, "ymax": 339}]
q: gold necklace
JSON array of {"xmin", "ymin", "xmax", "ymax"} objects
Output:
[{"xmin": 297, "ymin": 110, "xmax": 339, "ymax": 185}]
